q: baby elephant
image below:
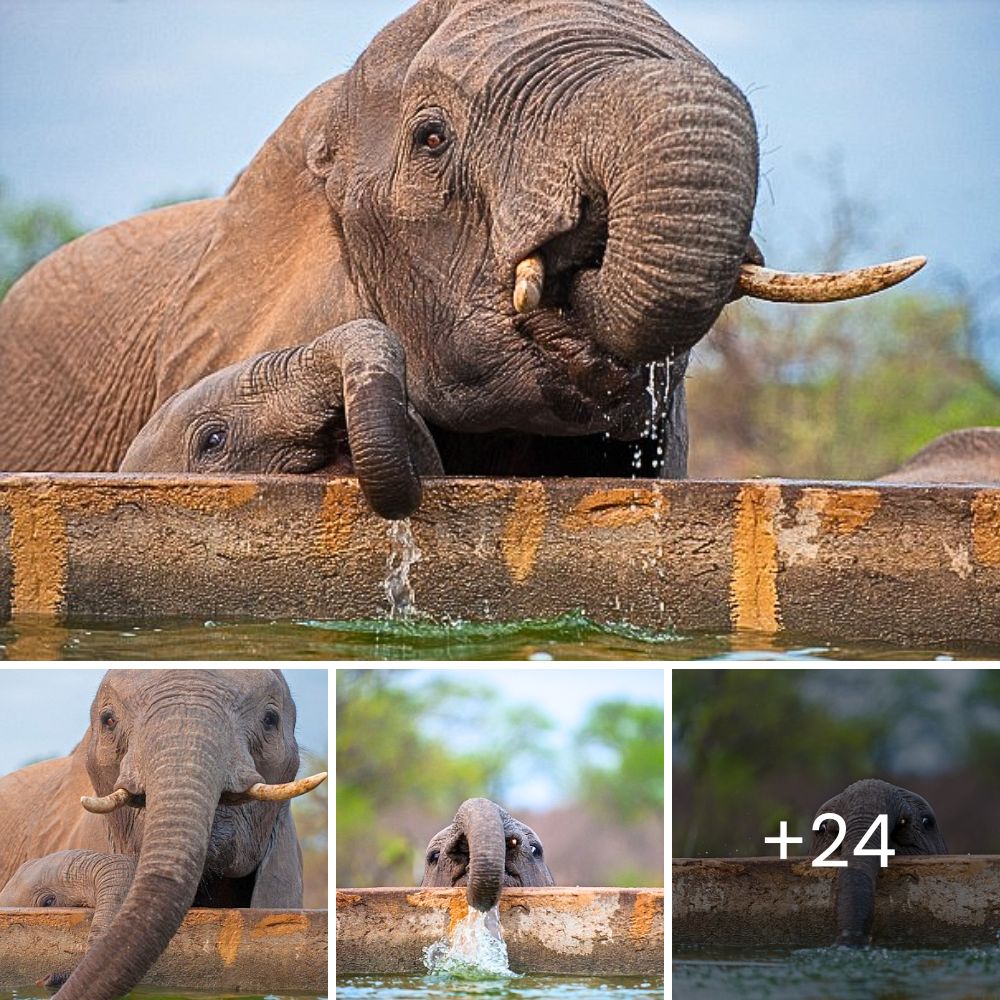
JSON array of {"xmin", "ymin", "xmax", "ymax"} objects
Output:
[
  {"xmin": 120, "ymin": 319, "xmax": 443, "ymax": 520},
  {"xmin": 421, "ymin": 797, "xmax": 554, "ymax": 912},
  {"xmin": 812, "ymin": 779, "xmax": 947, "ymax": 947},
  {"xmin": 0, "ymin": 849, "xmax": 136, "ymax": 988}
]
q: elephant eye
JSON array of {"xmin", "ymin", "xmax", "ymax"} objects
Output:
[
  {"xmin": 414, "ymin": 119, "xmax": 450, "ymax": 156},
  {"xmin": 40, "ymin": 894, "xmax": 57, "ymax": 907},
  {"xmin": 530, "ymin": 843, "xmax": 542, "ymax": 858},
  {"xmin": 818, "ymin": 820, "xmax": 829, "ymax": 835},
  {"xmin": 100, "ymin": 709, "xmax": 117, "ymax": 731},
  {"xmin": 427, "ymin": 849, "xmax": 440, "ymax": 865},
  {"xmin": 921, "ymin": 815, "xmax": 935, "ymax": 829},
  {"xmin": 261, "ymin": 709, "xmax": 280, "ymax": 730},
  {"xmin": 198, "ymin": 427, "xmax": 228, "ymax": 455}
]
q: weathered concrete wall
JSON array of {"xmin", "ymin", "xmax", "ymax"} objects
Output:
[
  {"xmin": 673, "ymin": 856, "xmax": 1000, "ymax": 947},
  {"xmin": 0, "ymin": 474, "xmax": 998, "ymax": 645},
  {"xmin": 336, "ymin": 887, "xmax": 664, "ymax": 974},
  {"xmin": 0, "ymin": 906, "xmax": 327, "ymax": 990}
]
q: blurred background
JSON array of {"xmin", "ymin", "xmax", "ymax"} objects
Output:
[
  {"xmin": 673, "ymin": 668, "xmax": 1000, "ymax": 858},
  {"xmin": 0, "ymin": 668, "xmax": 328, "ymax": 907},
  {"xmin": 336, "ymin": 668, "xmax": 665, "ymax": 888},
  {"xmin": 1, "ymin": 1, "xmax": 997, "ymax": 479}
]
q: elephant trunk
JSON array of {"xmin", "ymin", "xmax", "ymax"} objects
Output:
[
  {"xmin": 307, "ymin": 320, "xmax": 426, "ymax": 520},
  {"xmin": 572, "ymin": 60, "xmax": 758, "ymax": 362},
  {"xmin": 68, "ymin": 851, "xmax": 136, "ymax": 948},
  {"xmin": 456, "ymin": 797, "xmax": 506, "ymax": 912},
  {"xmin": 54, "ymin": 704, "xmax": 230, "ymax": 1000},
  {"xmin": 833, "ymin": 808, "xmax": 896, "ymax": 947}
]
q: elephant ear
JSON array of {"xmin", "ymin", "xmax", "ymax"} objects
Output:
[{"xmin": 251, "ymin": 803, "xmax": 304, "ymax": 908}]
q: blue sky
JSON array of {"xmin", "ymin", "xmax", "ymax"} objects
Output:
[
  {"xmin": 0, "ymin": 668, "xmax": 328, "ymax": 774},
  {"xmin": 1, "ymin": 1, "xmax": 998, "ymax": 369}
]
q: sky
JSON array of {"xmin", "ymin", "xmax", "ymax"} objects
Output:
[
  {"xmin": 1, "ymin": 1, "xmax": 998, "ymax": 368},
  {"xmin": 394, "ymin": 667, "xmax": 664, "ymax": 809},
  {"xmin": 0, "ymin": 667, "xmax": 328, "ymax": 774}
]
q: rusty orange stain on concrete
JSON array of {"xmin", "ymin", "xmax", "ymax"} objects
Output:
[
  {"xmin": 730, "ymin": 483, "xmax": 782, "ymax": 633},
  {"xmin": 0, "ymin": 908, "xmax": 91, "ymax": 928},
  {"xmin": 336, "ymin": 891, "xmax": 363, "ymax": 907},
  {"xmin": 500, "ymin": 481, "xmax": 548, "ymax": 583},
  {"xmin": 800, "ymin": 487, "xmax": 881, "ymax": 535},
  {"xmin": 628, "ymin": 892, "xmax": 661, "ymax": 940},
  {"xmin": 562, "ymin": 488, "xmax": 667, "ymax": 531},
  {"xmin": 250, "ymin": 912, "xmax": 309, "ymax": 938},
  {"xmin": 317, "ymin": 480, "xmax": 361, "ymax": 555},
  {"xmin": 405, "ymin": 890, "xmax": 469, "ymax": 933},
  {"xmin": 3, "ymin": 490, "xmax": 68, "ymax": 617},
  {"xmin": 971, "ymin": 492, "xmax": 1000, "ymax": 566},
  {"xmin": 217, "ymin": 910, "xmax": 244, "ymax": 966}
]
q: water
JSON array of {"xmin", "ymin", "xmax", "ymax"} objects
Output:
[
  {"xmin": 335, "ymin": 975, "xmax": 663, "ymax": 999},
  {"xmin": 385, "ymin": 518, "xmax": 422, "ymax": 618},
  {"xmin": 1, "ymin": 612, "xmax": 996, "ymax": 660},
  {"xmin": 1, "ymin": 991, "xmax": 324, "ymax": 1000},
  {"xmin": 673, "ymin": 945, "xmax": 1000, "ymax": 999},
  {"xmin": 423, "ymin": 907, "xmax": 514, "ymax": 979}
]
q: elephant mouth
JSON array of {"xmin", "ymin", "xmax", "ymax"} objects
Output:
[{"xmin": 448, "ymin": 866, "xmax": 525, "ymax": 889}]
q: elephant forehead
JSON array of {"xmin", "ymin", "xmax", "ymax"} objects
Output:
[{"xmin": 100, "ymin": 669, "xmax": 287, "ymax": 709}]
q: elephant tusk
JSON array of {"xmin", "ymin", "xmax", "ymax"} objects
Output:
[
  {"xmin": 240, "ymin": 771, "xmax": 328, "ymax": 802},
  {"xmin": 80, "ymin": 788, "xmax": 133, "ymax": 814},
  {"xmin": 514, "ymin": 255, "xmax": 545, "ymax": 314},
  {"xmin": 738, "ymin": 255, "xmax": 926, "ymax": 303}
]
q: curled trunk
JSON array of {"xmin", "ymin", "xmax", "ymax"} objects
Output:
[{"xmin": 572, "ymin": 60, "xmax": 759, "ymax": 361}]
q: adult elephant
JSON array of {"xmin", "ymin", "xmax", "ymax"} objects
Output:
[
  {"xmin": 812, "ymin": 779, "xmax": 947, "ymax": 947},
  {"xmin": 879, "ymin": 427, "xmax": 1000, "ymax": 484},
  {"xmin": 0, "ymin": 0, "xmax": 919, "ymax": 512},
  {"xmin": 0, "ymin": 669, "xmax": 326, "ymax": 1000},
  {"xmin": 420, "ymin": 797, "xmax": 554, "ymax": 911}
]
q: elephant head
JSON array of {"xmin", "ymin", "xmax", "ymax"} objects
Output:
[
  {"xmin": 294, "ymin": 0, "xmax": 921, "ymax": 470},
  {"xmin": 120, "ymin": 320, "xmax": 443, "ymax": 519},
  {"xmin": 420, "ymin": 797, "xmax": 554, "ymax": 911},
  {"xmin": 812, "ymin": 778, "xmax": 947, "ymax": 947},
  {"xmin": 0, "ymin": 849, "xmax": 136, "ymax": 988},
  {"xmin": 879, "ymin": 427, "xmax": 1000, "ymax": 484},
  {"xmin": 48, "ymin": 669, "xmax": 325, "ymax": 1000}
]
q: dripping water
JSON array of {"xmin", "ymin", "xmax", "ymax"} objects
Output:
[
  {"xmin": 384, "ymin": 518, "xmax": 421, "ymax": 618},
  {"xmin": 423, "ymin": 905, "xmax": 514, "ymax": 979},
  {"xmin": 632, "ymin": 356, "xmax": 672, "ymax": 476}
]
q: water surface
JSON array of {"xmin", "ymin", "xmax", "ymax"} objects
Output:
[
  {"xmin": 2, "ymin": 992, "xmax": 323, "ymax": 1000},
  {"xmin": 1, "ymin": 612, "xmax": 995, "ymax": 660},
  {"xmin": 673, "ymin": 945, "xmax": 1000, "ymax": 999},
  {"xmin": 336, "ymin": 974, "xmax": 663, "ymax": 999}
]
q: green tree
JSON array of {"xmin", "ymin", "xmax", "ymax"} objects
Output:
[
  {"xmin": 574, "ymin": 700, "xmax": 664, "ymax": 822},
  {"xmin": 0, "ymin": 181, "xmax": 86, "ymax": 299}
]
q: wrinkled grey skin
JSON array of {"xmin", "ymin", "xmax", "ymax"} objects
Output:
[
  {"xmin": 0, "ymin": 670, "xmax": 312, "ymax": 1000},
  {"xmin": 0, "ymin": 850, "xmax": 136, "ymax": 988},
  {"xmin": 0, "ymin": 0, "xmax": 758, "ymax": 488},
  {"xmin": 879, "ymin": 427, "xmax": 1000, "ymax": 484},
  {"xmin": 812, "ymin": 779, "xmax": 947, "ymax": 947},
  {"xmin": 120, "ymin": 320, "xmax": 443, "ymax": 520},
  {"xmin": 420, "ymin": 797, "xmax": 555, "ymax": 911}
]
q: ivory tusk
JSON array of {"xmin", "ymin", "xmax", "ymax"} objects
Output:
[
  {"xmin": 241, "ymin": 771, "xmax": 328, "ymax": 802},
  {"xmin": 514, "ymin": 255, "xmax": 545, "ymax": 314},
  {"xmin": 738, "ymin": 255, "xmax": 926, "ymax": 303},
  {"xmin": 81, "ymin": 787, "xmax": 133, "ymax": 815}
]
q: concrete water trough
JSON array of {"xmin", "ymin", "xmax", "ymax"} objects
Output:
[
  {"xmin": 0, "ymin": 907, "xmax": 328, "ymax": 991},
  {"xmin": 336, "ymin": 887, "xmax": 664, "ymax": 974},
  {"xmin": 673, "ymin": 856, "xmax": 1000, "ymax": 947},
  {"xmin": 1, "ymin": 473, "xmax": 998, "ymax": 645}
]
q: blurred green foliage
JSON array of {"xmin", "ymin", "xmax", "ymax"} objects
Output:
[
  {"xmin": 290, "ymin": 751, "xmax": 328, "ymax": 908},
  {"xmin": 337, "ymin": 671, "xmax": 664, "ymax": 888},
  {"xmin": 0, "ymin": 180, "xmax": 85, "ymax": 299},
  {"xmin": 674, "ymin": 670, "xmax": 1000, "ymax": 858}
]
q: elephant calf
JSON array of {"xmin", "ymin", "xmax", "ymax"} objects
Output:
[
  {"xmin": 812, "ymin": 779, "xmax": 947, "ymax": 947},
  {"xmin": 120, "ymin": 319, "xmax": 443, "ymax": 520},
  {"xmin": 0, "ymin": 850, "xmax": 136, "ymax": 988},
  {"xmin": 420, "ymin": 797, "xmax": 554, "ymax": 912}
]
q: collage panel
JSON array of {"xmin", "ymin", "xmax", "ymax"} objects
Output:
[
  {"xmin": 671, "ymin": 667, "xmax": 1000, "ymax": 1000},
  {"xmin": 335, "ymin": 666, "xmax": 666, "ymax": 997}
]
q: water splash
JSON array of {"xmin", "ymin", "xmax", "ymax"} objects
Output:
[
  {"xmin": 384, "ymin": 518, "xmax": 422, "ymax": 618},
  {"xmin": 423, "ymin": 906, "xmax": 515, "ymax": 980},
  {"xmin": 632, "ymin": 360, "xmax": 672, "ymax": 476}
]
